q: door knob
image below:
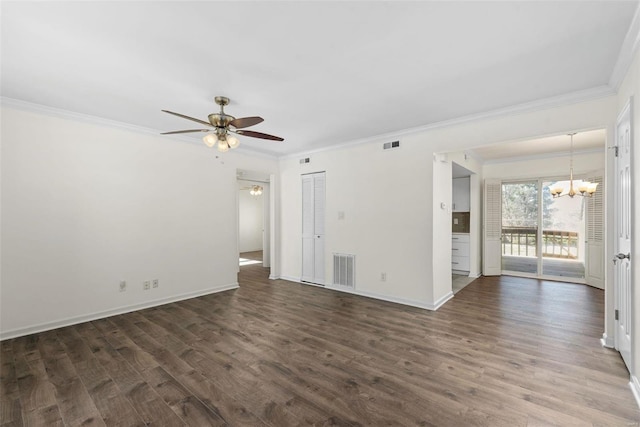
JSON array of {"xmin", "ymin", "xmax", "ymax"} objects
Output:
[{"xmin": 613, "ymin": 253, "xmax": 631, "ymax": 264}]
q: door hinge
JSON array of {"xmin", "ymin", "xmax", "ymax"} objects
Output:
[
  {"xmin": 615, "ymin": 309, "xmax": 619, "ymax": 320},
  {"xmin": 609, "ymin": 145, "xmax": 619, "ymax": 157}
]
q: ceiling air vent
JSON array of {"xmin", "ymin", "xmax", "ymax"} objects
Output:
[
  {"xmin": 383, "ymin": 141, "xmax": 400, "ymax": 150},
  {"xmin": 300, "ymin": 157, "xmax": 310, "ymax": 164}
]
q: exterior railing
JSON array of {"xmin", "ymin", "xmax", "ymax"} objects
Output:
[{"xmin": 501, "ymin": 227, "xmax": 579, "ymax": 259}]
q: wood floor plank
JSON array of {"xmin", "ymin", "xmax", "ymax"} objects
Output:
[
  {"xmin": 56, "ymin": 326, "xmax": 147, "ymax": 427},
  {"xmin": 2, "ymin": 266, "xmax": 639, "ymax": 426}
]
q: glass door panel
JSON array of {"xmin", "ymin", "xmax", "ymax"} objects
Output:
[
  {"xmin": 541, "ymin": 180, "xmax": 585, "ymax": 279},
  {"xmin": 501, "ymin": 182, "xmax": 538, "ymax": 274}
]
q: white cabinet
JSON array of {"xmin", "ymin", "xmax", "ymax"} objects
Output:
[
  {"xmin": 452, "ymin": 233, "xmax": 470, "ymax": 272},
  {"xmin": 452, "ymin": 177, "xmax": 470, "ymax": 212}
]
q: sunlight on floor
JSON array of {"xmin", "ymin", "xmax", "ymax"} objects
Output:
[{"xmin": 239, "ymin": 258, "xmax": 262, "ymax": 266}]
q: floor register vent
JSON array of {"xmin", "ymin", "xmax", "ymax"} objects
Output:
[{"xmin": 333, "ymin": 253, "xmax": 355, "ymax": 288}]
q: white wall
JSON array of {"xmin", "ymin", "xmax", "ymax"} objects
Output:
[
  {"xmin": 237, "ymin": 180, "xmax": 264, "ymax": 253},
  {"xmin": 0, "ymin": 105, "xmax": 277, "ymax": 339},
  {"xmin": 279, "ymin": 142, "xmax": 433, "ymax": 307},
  {"xmin": 483, "ymin": 151, "xmax": 605, "ymax": 180},
  {"xmin": 278, "ymin": 96, "xmax": 616, "ymax": 310}
]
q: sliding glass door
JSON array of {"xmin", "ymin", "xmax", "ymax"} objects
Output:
[
  {"xmin": 501, "ymin": 181, "xmax": 538, "ymax": 274},
  {"xmin": 541, "ymin": 180, "xmax": 585, "ymax": 279},
  {"xmin": 501, "ymin": 179, "xmax": 586, "ymax": 282}
]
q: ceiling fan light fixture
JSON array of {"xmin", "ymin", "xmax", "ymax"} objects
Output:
[
  {"xmin": 203, "ymin": 133, "xmax": 218, "ymax": 147},
  {"xmin": 162, "ymin": 96, "xmax": 283, "ymax": 153},
  {"xmin": 217, "ymin": 140, "xmax": 230, "ymax": 152},
  {"xmin": 227, "ymin": 135, "xmax": 240, "ymax": 149}
]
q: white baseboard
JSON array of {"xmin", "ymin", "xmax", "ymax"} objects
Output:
[
  {"xmin": 630, "ymin": 375, "xmax": 640, "ymax": 409},
  {"xmin": 0, "ymin": 283, "xmax": 239, "ymax": 341},
  {"xmin": 600, "ymin": 333, "xmax": 615, "ymax": 348},
  {"xmin": 324, "ymin": 285, "xmax": 452, "ymax": 311},
  {"xmin": 279, "ymin": 275, "xmax": 302, "ymax": 283},
  {"xmin": 432, "ymin": 291, "xmax": 455, "ymax": 310},
  {"xmin": 268, "ymin": 275, "xmax": 454, "ymax": 311}
]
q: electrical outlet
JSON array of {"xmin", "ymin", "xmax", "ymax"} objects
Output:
[
  {"xmin": 119, "ymin": 281, "xmax": 127, "ymax": 292},
  {"xmin": 152, "ymin": 279, "xmax": 159, "ymax": 288},
  {"xmin": 143, "ymin": 280, "xmax": 151, "ymax": 290},
  {"xmin": 381, "ymin": 272, "xmax": 387, "ymax": 282}
]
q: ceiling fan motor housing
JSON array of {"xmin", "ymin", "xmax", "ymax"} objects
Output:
[{"xmin": 208, "ymin": 113, "xmax": 235, "ymax": 129}]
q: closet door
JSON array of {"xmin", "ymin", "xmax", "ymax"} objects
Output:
[
  {"xmin": 483, "ymin": 179, "xmax": 502, "ymax": 276},
  {"xmin": 301, "ymin": 172, "xmax": 326, "ymax": 284},
  {"xmin": 585, "ymin": 173, "xmax": 604, "ymax": 289}
]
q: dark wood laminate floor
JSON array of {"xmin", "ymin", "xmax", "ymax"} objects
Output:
[{"xmin": 1, "ymin": 266, "xmax": 638, "ymax": 426}]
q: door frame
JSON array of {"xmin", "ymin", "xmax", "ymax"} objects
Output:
[{"xmin": 236, "ymin": 170, "xmax": 273, "ymax": 271}]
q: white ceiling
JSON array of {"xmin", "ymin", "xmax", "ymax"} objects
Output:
[{"xmin": 1, "ymin": 2, "xmax": 637, "ymax": 157}]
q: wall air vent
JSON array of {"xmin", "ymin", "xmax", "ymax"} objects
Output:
[
  {"xmin": 333, "ymin": 253, "xmax": 355, "ymax": 288},
  {"xmin": 300, "ymin": 157, "xmax": 311, "ymax": 164},
  {"xmin": 383, "ymin": 141, "xmax": 400, "ymax": 150}
]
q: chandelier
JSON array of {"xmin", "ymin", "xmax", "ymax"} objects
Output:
[{"xmin": 549, "ymin": 133, "xmax": 598, "ymax": 198}]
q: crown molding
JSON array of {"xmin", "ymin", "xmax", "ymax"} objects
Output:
[
  {"xmin": 609, "ymin": 2, "xmax": 640, "ymax": 90},
  {"xmin": 0, "ymin": 97, "xmax": 278, "ymax": 160},
  {"xmin": 281, "ymin": 85, "xmax": 615, "ymax": 160}
]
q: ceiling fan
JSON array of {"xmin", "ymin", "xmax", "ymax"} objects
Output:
[{"xmin": 161, "ymin": 96, "xmax": 284, "ymax": 152}]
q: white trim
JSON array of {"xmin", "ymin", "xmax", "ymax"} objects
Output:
[
  {"xmin": 0, "ymin": 283, "xmax": 239, "ymax": 341},
  {"xmin": 601, "ymin": 333, "xmax": 615, "ymax": 348},
  {"xmin": 277, "ymin": 275, "xmax": 452, "ymax": 310},
  {"xmin": 609, "ymin": 4, "xmax": 640, "ymax": 90},
  {"xmin": 280, "ymin": 275, "xmax": 302, "ymax": 283},
  {"xmin": 630, "ymin": 375, "xmax": 640, "ymax": 409},
  {"xmin": 0, "ymin": 97, "xmax": 278, "ymax": 160},
  {"xmin": 326, "ymin": 284, "xmax": 453, "ymax": 311},
  {"xmin": 432, "ymin": 291, "xmax": 455, "ymax": 310},
  {"xmin": 282, "ymin": 85, "xmax": 615, "ymax": 160}
]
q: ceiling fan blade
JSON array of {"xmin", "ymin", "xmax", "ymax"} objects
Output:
[
  {"xmin": 229, "ymin": 116, "xmax": 264, "ymax": 129},
  {"xmin": 162, "ymin": 110, "xmax": 211, "ymax": 126},
  {"xmin": 161, "ymin": 129, "xmax": 210, "ymax": 135},
  {"xmin": 236, "ymin": 129, "xmax": 284, "ymax": 141}
]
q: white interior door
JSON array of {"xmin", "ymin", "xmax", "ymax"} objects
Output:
[
  {"xmin": 483, "ymin": 179, "xmax": 502, "ymax": 276},
  {"xmin": 585, "ymin": 174, "xmax": 604, "ymax": 289},
  {"xmin": 615, "ymin": 100, "xmax": 632, "ymax": 370},
  {"xmin": 302, "ymin": 172, "xmax": 326, "ymax": 284}
]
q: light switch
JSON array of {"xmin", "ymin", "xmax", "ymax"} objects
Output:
[
  {"xmin": 338, "ymin": 211, "xmax": 345, "ymax": 220},
  {"xmin": 454, "ymin": 218, "xmax": 459, "ymax": 225}
]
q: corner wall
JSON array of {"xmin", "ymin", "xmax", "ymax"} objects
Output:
[{"xmin": 0, "ymin": 105, "xmax": 278, "ymax": 339}]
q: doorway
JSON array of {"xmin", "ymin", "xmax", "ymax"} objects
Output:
[{"xmin": 237, "ymin": 169, "xmax": 271, "ymax": 269}]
